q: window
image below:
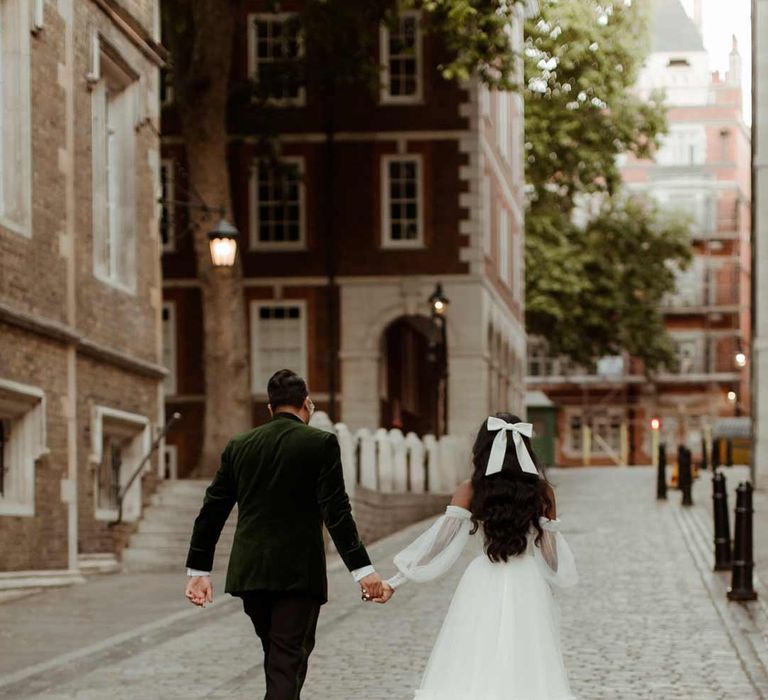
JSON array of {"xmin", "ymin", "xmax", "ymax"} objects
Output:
[
  {"xmin": 656, "ymin": 125, "xmax": 706, "ymax": 166},
  {"xmin": 248, "ymin": 13, "xmax": 304, "ymax": 105},
  {"xmin": 567, "ymin": 409, "xmax": 623, "ymax": 455},
  {"xmin": 498, "ymin": 206, "xmax": 510, "ymax": 285},
  {"xmin": 496, "ymin": 92, "xmax": 511, "ymax": 162},
  {"xmin": 160, "ymin": 159, "xmax": 175, "ymax": 252},
  {"xmin": 569, "ymin": 415, "xmax": 583, "ymax": 452},
  {"xmin": 512, "ymin": 225, "xmax": 524, "ymax": 303},
  {"xmin": 381, "ymin": 155, "xmax": 423, "ymax": 248},
  {"xmin": 97, "ymin": 436, "xmax": 123, "ymax": 512},
  {"xmin": 665, "ymin": 259, "xmax": 705, "ymax": 308},
  {"xmin": 90, "ymin": 406, "xmax": 150, "ymax": 521},
  {"xmin": 250, "ymin": 158, "xmax": 305, "ymax": 250},
  {"xmin": 0, "ymin": 378, "xmax": 47, "ymax": 517},
  {"xmin": 91, "ymin": 43, "xmax": 138, "ymax": 291},
  {"xmin": 250, "ymin": 302, "xmax": 308, "ymax": 394},
  {"xmin": 0, "ymin": 0, "xmax": 32, "ymax": 236},
  {"xmin": 162, "ymin": 302, "xmax": 177, "ymax": 395},
  {"xmin": 380, "ymin": 12, "xmax": 422, "ymax": 103},
  {"xmin": 670, "ymin": 336, "xmax": 706, "ymax": 374}
]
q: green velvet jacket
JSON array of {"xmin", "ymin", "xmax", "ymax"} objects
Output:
[{"xmin": 185, "ymin": 413, "xmax": 371, "ymax": 603}]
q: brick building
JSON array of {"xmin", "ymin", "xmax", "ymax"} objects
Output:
[
  {"xmin": 161, "ymin": 3, "xmax": 530, "ymax": 477},
  {"xmin": 526, "ymin": 0, "xmax": 751, "ymax": 466},
  {"xmin": 0, "ymin": 0, "xmax": 164, "ymax": 584}
]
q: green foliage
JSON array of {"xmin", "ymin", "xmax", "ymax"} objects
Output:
[
  {"xmin": 526, "ymin": 196, "xmax": 691, "ymax": 369},
  {"xmin": 409, "ymin": 0, "xmax": 526, "ymax": 88},
  {"xmin": 523, "ymin": 0, "xmax": 691, "ymax": 370}
]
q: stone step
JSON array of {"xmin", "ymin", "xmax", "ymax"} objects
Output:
[
  {"xmin": 140, "ymin": 508, "xmax": 237, "ymax": 525},
  {"xmin": 150, "ymin": 492, "xmax": 211, "ymax": 508},
  {"xmin": 134, "ymin": 522, "xmax": 236, "ymax": 536}
]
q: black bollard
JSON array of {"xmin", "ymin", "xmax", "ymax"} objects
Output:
[
  {"xmin": 712, "ymin": 438, "xmax": 721, "ymax": 469},
  {"xmin": 679, "ymin": 447, "xmax": 693, "ymax": 506},
  {"xmin": 726, "ymin": 439, "xmax": 734, "ymax": 467},
  {"xmin": 657, "ymin": 443, "xmax": 667, "ymax": 500},
  {"xmin": 701, "ymin": 437, "xmax": 709, "ymax": 472},
  {"xmin": 728, "ymin": 482, "xmax": 757, "ymax": 601},
  {"xmin": 712, "ymin": 471, "xmax": 731, "ymax": 571}
]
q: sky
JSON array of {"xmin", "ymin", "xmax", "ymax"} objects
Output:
[{"xmin": 679, "ymin": 0, "xmax": 752, "ymax": 121}]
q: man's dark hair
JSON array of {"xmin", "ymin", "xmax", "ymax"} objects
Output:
[{"xmin": 267, "ymin": 369, "xmax": 308, "ymax": 409}]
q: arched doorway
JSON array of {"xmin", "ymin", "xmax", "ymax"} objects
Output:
[{"xmin": 380, "ymin": 315, "xmax": 447, "ymax": 436}]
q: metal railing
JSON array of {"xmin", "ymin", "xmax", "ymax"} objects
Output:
[{"xmin": 109, "ymin": 412, "xmax": 181, "ymax": 527}]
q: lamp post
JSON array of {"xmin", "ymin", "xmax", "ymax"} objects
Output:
[{"xmin": 428, "ymin": 283, "xmax": 450, "ymax": 437}]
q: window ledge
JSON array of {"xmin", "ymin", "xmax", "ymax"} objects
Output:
[
  {"xmin": 0, "ymin": 501, "xmax": 35, "ymax": 517},
  {"xmin": 0, "ymin": 216, "xmax": 31, "ymax": 239},
  {"xmin": 93, "ymin": 271, "xmax": 137, "ymax": 296}
]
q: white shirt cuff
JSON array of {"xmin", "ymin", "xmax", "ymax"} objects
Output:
[
  {"xmin": 351, "ymin": 565, "xmax": 376, "ymax": 582},
  {"xmin": 187, "ymin": 568, "xmax": 211, "ymax": 577},
  {"xmin": 387, "ymin": 572, "xmax": 407, "ymax": 589}
]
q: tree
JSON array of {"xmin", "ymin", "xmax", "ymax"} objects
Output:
[
  {"xmin": 523, "ymin": 0, "xmax": 691, "ymax": 370},
  {"xmin": 162, "ymin": 0, "xmax": 252, "ymax": 474},
  {"xmin": 162, "ymin": 0, "xmax": 529, "ymax": 470}
]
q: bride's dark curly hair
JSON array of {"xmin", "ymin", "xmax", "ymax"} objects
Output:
[{"xmin": 470, "ymin": 412, "xmax": 554, "ymax": 563}]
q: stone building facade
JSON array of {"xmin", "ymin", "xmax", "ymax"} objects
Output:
[
  {"xmin": 755, "ymin": 0, "xmax": 768, "ymax": 485},
  {"xmin": 161, "ymin": 2, "xmax": 530, "ymax": 476},
  {"xmin": 527, "ymin": 0, "xmax": 751, "ymax": 467},
  {"xmin": 0, "ymin": 0, "xmax": 164, "ymax": 584}
]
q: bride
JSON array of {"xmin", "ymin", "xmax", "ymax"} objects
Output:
[{"xmin": 374, "ymin": 412, "xmax": 578, "ymax": 700}]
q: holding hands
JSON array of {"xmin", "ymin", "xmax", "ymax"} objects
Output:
[{"xmin": 360, "ymin": 572, "xmax": 395, "ymax": 604}]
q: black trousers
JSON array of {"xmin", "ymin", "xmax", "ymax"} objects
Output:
[{"xmin": 241, "ymin": 591, "xmax": 322, "ymax": 700}]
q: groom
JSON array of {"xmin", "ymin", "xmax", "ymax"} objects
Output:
[{"xmin": 184, "ymin": 369, "xmax": 385, "ymax": 699}]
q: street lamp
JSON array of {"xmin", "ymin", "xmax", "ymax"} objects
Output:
[
  {"xmin": 735, "ymin": 350, "xmax": 747, "ymax": 368},
  {"xmin": 428, "ymin": 283, "xmax": 450, "ymax": 316},
  {"xmin": 428, "ymin": 283, "xmax": 450, "ymax": 437},
  {"xmin": 207, "ymin": 219, "xmax": 239, "ymax": 268},
  {"xmin": 728, "ymin": 390, "xmax": 738, "ymax": 402}
]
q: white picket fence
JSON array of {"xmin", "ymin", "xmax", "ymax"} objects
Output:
[{"xmin": 310, "ymin": 412, "xmax": 470, "ymax": 495}]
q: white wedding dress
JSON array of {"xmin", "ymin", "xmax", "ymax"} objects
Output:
[{"xmin": 389, "ymin": 505, "xmax": 578, "ymax": 700}]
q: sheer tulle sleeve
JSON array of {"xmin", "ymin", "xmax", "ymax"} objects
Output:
[
  {"xmin": 533, "ymin": 517, "xmax": 578, "ymax": 588},
  {"xmin": 387, "ymin": 505, "xmax": 472, "ymax": 588}
]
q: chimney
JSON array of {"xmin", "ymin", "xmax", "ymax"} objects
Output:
[
  {"xmin": 728, "ymin": 35, "xmax": 741, "ymax": 85},
  {"xmin": 693, "ymin": 0, "xmax": 703, "ymax": 32}
]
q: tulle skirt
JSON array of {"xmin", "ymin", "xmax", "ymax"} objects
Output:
[{"xmin": 414, "ymin": 552, "xmax": 574, "ymax": 700}]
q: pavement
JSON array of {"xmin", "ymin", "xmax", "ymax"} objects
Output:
[{"xmin": 0, "ymin": 467, "xmax": 767, "ymax": 699}]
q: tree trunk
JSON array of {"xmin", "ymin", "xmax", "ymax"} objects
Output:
[{"xmin": 169, "ymin": 1, "xmax": 251, "ymax": 475}]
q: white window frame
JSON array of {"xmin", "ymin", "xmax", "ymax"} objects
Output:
[
  {"xmin": 162, "ymin": 301, "xmax": 178, "ymax": 396},
  {"xmin": 380, "ymin": 11, "xmax": 423, "ymax": 104},
  {"xmin": 89, "ymin": 406, "xmax": 150, "ymax": 522},
  {"xmin": 0, "ymin": 378, "xmax": 47, "ymax": 517},
  {"xmin": 0, "ymin": 0, "xmax": 33, "ymax": 238},
  {"xmin": 247, "ymin": 12, "xmax": 305, "ymax": 107},
  {"xmin": 249, "ymin": 156, "xmax": 306, "ymax": 251},
  {"xmin": 250, "ymin": 300, "xmax": 308, "ymax": 397},
  {"xmin": 91, "ymin": 41, "xmax": 139, "ymax": 293},
  {"xmin": 160, "ymin": 158, "xmax": 176, "ymax": 252},
  {"xmin": 381, "ymin": 154, "xmax": 424, "ymax": 249},
  {"xmin": 498, "ymin": 205, "xmax": 510, "ymax": 286}
]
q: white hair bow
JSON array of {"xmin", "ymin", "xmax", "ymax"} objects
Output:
[{"xmin": 485, "ymin": 417, "xmax": 539, "ymax": 477}]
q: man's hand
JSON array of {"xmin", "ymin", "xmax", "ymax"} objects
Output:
[
  {"xmin": 359, "ymin": 572, "xmax": 384, "ymax": 601},
  {"xmin": 185, "ymin": 575, "xmax": 213, "ymax": 607},
  {"xmin": 371, "ymin": 582, "xmax": 395, "ymax": 604}
]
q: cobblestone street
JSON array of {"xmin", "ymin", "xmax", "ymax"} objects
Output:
[{"xmin": 2, "ymin": 467, "xmax": 768, "ymax": 699}]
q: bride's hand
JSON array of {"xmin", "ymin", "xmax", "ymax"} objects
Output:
[{"xmin": 372, "ymin": 582, "xmax": 395, "ymax": 604}]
